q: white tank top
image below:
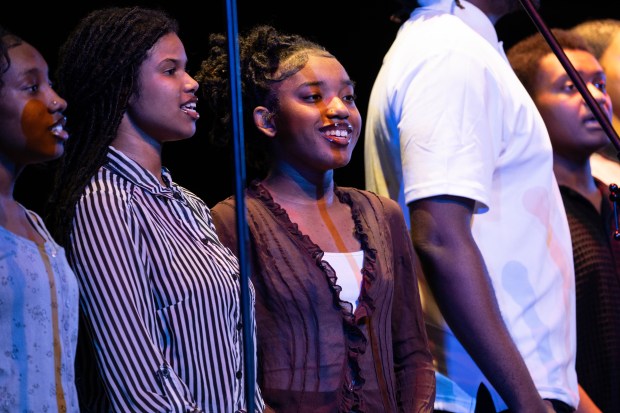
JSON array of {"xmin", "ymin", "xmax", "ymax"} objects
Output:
[{"xmin": 322, "ymin": 250, "xmax": 364, "ymax": 311}]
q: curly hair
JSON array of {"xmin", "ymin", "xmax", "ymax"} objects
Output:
[
  {"xmin": 46, "ymin": 6, "xmax": 179, "ymax": 248},
  {"xmin": 507, "ymin": 28, "xmax": 592, "ymax": 97},
  {"xmin": 195, "ymin": 24, "xmax": 333, "ymax": 178},
  {"xmin": 0, "ymin": 25, "xmax": 23, "ymax": 91},
  {"xmin": 571, "ymin": 19, "xmax": 620, "ymax": 60}
]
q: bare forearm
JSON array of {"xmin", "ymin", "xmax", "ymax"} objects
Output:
[
  {"xmin": 576, "ymin": 385, "xmax": 601, "ymax": 413},
  {"xmin": 419, "ymin": 240, "xmax": 548, "ymax": 412},
  {"xmin": 409, "ymin": 198, "xmax": 550, "ymax": 412}
]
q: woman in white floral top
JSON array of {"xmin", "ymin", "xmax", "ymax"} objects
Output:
[{"xmin": 0, "ymin": 25, "xmax": 79, "ymax": 413}]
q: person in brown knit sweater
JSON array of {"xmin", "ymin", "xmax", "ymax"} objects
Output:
[{"xmin": 508, "ymin": 28, "xmax": 619, "ymax": 413}]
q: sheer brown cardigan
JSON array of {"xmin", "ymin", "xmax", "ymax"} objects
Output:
[{"xmin": 211, "ymin": 181, "xmax": 435, "ymax": 412}]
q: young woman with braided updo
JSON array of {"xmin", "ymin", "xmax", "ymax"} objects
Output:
[
  {"xmin": 45, "ymin": 6, "xmax": 267, "ymax": 412},
  {"xmin": 197, "ymin": 24, "xmax": 435, "ymax": 413}
]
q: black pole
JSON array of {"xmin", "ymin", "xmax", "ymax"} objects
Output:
[
  {"xmin": 517, "ymin": 0, "xmax": 620, "ymax": 156},
  {"xmin": 517, "ymin": 0, "xmax": 620, "ymax": 242},
  {"xmin": 224, "ymin": 0, "xmax": 256, "ymax": 411}
]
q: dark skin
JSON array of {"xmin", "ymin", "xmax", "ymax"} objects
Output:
[
  {"xmin": 0, "ymin": 38, "xmax": 68, "ymax": 245},
  {"xmin": 407, "ymin": 0, "xmax": 553, "ymax": 412},
  {"xmin": 254, "ymin": 53, "xmax": 363, "ymax": 254},
  {"xmin": 254, "ymin": 51, "xmax": 396, "ymax": 412},
  {"xmin": 410, "ymin": 196, "xmax": 553, "ymax": 413},
  {"xmin": 533, "ymin": 47, "xmax": 610, "ymax": 413}
]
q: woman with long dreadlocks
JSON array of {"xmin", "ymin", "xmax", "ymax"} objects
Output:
[{"xmin": 46, "ymin": 6, "xmax": 266, "ymax": 412}]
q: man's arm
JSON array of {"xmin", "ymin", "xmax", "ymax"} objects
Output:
[
  {"xmin": 576, "ymin": 385, "xmax": 601, "ymax": 413},
  {"xmin": 409, "ymin": 195, "xmax": 553, "ymax": 413}
]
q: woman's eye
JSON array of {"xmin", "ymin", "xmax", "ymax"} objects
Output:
[
  {"xmin": 304, "ymin": 94, "xmax": 321, "ymax": 102},
  {"xmin": 24, "ymin": 84, "xmax": 40, "ymax": 94},
  {"xmin": 562, "ymin": 83, "xmax": 576, "ymax": 92},
  {"xmin": 595, "ymin": 81, "xmax": 607, "ymax": 93},
  {"xmin": 163, "ymin": 67, "xmax": 177, "ymax": 75}
]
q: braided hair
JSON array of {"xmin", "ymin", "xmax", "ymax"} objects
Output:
[
  {"xmin": 195, "ymin": 24, "xmax": 333, "ymax": 178},
  {"xmin": 46, "ymin": 6, "xmax": 179, "ymax": 247}
]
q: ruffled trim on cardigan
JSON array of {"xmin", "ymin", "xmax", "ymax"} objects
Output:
[{"xmin": 248, "ymin": 180, "xmax": 378, "ymax": 412}]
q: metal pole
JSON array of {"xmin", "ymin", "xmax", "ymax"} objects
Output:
[
  {"xmin": 224, "ymin": 0, "xmax": 256, "ymax": 410},
  {"xmin": 517, "ymin": 0, "xmax": 620, "ymax": 155}
]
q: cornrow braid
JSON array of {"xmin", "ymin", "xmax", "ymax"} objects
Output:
[
  {"xmin": 195, "ymin": 24, "xmax": 333, "ymax": 178},
  {"xmin": 46, "ymin": 6, "xmax": 178, "ymax": 248}
]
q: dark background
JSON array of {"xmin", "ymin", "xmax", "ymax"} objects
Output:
[{"xmin": 7, "ymin": 0, "xmax": 620, "ymax": 215}]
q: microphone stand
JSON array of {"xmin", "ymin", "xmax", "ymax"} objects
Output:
[
  {"xmin": 517, "ymin": 0, "xmax": 620, "ymax": 239},
  {"xmin": 225, "ymin": 0, "xmax": 256, "ymax": 410},
  {"xmin": 517, "ymin": 0, "xmax": 619, "ymax": 151}
]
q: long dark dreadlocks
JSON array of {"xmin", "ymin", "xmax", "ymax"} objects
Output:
[{"xmin": 46, "ymin": 6, "xmax": 178, "ymax": 248}]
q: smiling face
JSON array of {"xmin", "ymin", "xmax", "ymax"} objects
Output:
[
  {"xmin": 533, "ymin": 49, "xmax": 613, "ymax": 163},
  {"xmin": 0, "ymin": 40, "xmax": 68, "ymax": 167},
  {"xmin": 123, "ymin": 32, "xmax": 199, "ymax": 144},
  {"xmin": 259, "ymin": 53, "xmax": 362, "ymax": 178}
]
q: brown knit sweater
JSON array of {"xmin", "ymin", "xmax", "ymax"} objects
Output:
[{"xmin": 559, "ymin": 180, "xmax": 620, "ymax": 413}]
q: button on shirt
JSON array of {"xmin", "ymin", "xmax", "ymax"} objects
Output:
[
  {"xmin": 69, "ymin": 146, "xmax": 264, "ymax": 412},
  {"xmin": 0, "ymin": 209, "xmax": 80, "ymax": 413}
]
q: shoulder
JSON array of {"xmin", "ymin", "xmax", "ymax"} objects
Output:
[
  {"xmin": 176, "ymin": 185, "xmax": 211, "ymax": 212},
  {"xmin": 22, "ymin": 205, "xmax": 41, "ymax": 221},
  {"xmin": 211, "ymin": 196, "xmax": 237, "ymax": 224},
  {"xmin": 401, "ymin": 13, "xmax": 490, "ymax": 52},
  {"xmin": 210, "ymin": 196, "xmax": 239, "ymax": 252},
  {"xmin": 176, "ymin": 184, "xmax": 201, "ymax": 201},
  {"xmin": 79, "ymin": 169, "xmax": 133, "ymax": 207},
  {"xmin": 339, "ymin": 187, "xmax": 404, "ymax": 217},
  {"xmin": 23, "ymin": 209, "xmax": 57, "ymax": 244},
  {"xmin": 212, "ymin": 196, "xmax": 236, "ymax": 212}
]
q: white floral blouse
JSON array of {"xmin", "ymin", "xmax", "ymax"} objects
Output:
[{"xmin": 0, "ymin": 206, "xmax": 79, "ymax": 413}]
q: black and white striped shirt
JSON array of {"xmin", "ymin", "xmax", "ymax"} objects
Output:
[{"xmin": 69, "ymin": 146, "xmax": 264, "ymax": 412}]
